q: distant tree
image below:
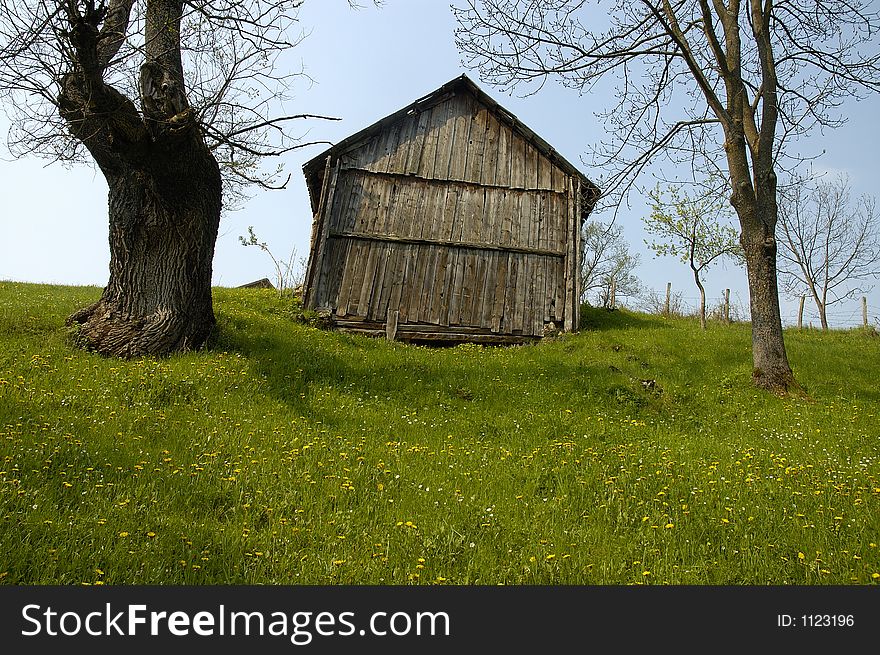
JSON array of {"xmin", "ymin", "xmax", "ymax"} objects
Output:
[
  {"xmin": 644, "ymin": 186, "xmax": 742, "ymax": 329},
  {"xmin": 239, "ymin": 226, "xmax": 303, "ymax": 297},
  {"xmin": 0, "ymin": 1, "xmax": 361, "ymax": 357},
  {"xmin": 777, "ymin": 174, "xmax": 880, "ymax": 330},
  {"xmin": 581, "ymin": 221, "xmax": 641, "ymax": 309},
  {"xmin": 454, "ymin": 0, "xmax": 880, "ymax": 390}
]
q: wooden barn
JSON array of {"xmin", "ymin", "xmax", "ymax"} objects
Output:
[{"xmin": 301, "ymin": 75, "xmax": 599, "ymax": 343}]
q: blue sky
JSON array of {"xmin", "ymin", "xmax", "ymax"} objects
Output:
[{"xmin": 1, "ymin": 0, "xmax": 878, "ymax": 328}]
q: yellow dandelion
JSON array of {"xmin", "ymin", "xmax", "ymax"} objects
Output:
[
  {"xmin": 118, "ymin": 531, "xmax": 129, "ymax": 538},
  {"xmin": 871, "ymin": 573, "xmax": 880, "ymax": 580},
  {"xmin": 797, "ymin": 552, "xmax": 805, "ymax": 560},
  {"xmin": 546, "ymin": 554, "xmax": 556, "ymax": 561},
  {"xmin": 664, "ymin": 523, "xmax": 674, "ymax": 529}
]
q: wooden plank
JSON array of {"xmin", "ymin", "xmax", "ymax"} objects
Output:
[
  {"xmin": 326, "ymin": 229, "xmax": 565, "ymax": 259},
  {"xmin": 553, "ymin": 253, "xmax": 565, "ymax": 323},
  {"xmin": 448, "ymin": 248, "xmax": 468, "ymax": 326},
  {"xmin": 303, "ymin": 155, "xmax": 333, "ymax": 309},
  {"xmin": 357, "ymin": 241, "xmax": 382, "ymax": 317},
  {"xmin": 378, "ymin": 119, "xmax": 405, "ymax": 173},
  {"xmin": 377, "ymin": 243, "xmax": 403, "ymax": 319},
  {"xmin": 525, "ymin": 142, "xmax": 539, "ymax": 190},
  {"xmin": 390, "ymin": 243, "xmax": 415, "ymax": 323},
  {"xmin": 563, "ymin": 176, "xmax": 575, "ymax": 331},
  {"xmin": 536, "ymin": 255, "xmax": 548, "ymax": 333},
  {"xmin": 429, "ymin": 245, "xmax": 450, "ymax": 325},
  {"xmin": 349, "ymin": 134, "xmax": 377, "ymax": 170},
  {"xmin": 538, "ymin": 153, "xmax": 553, "ymax": 190},
  {"xmin": 481, "ymin": 111, "xmax": 500, "ymax": 187},
  {"xmin": 372, "ymin": 176, "xmax": 396, "ymax": 236},
  {"xmin": 574, "ymin": 177, "xmax": 583, "ymax": 331},
  {"xmin": 306, "ymin": 160, "xmax": 340, "ymax": 309},
  {"xmin": 384, "ymin": 179, "xmax": 409, "ymax": 237},
  {"xmin": 322, "ymin": 236, "xmax": 348, "ymax": 310},
  {"xmin": 525, "ymin": 192, "xmax": 538, "ymax": 251},
  {"xmin": 432, "ymin": 96, "xmax": 458, "ymax": 180},
  {"xmin": 385, "ymin": 309, "xmax": 399, "ymax": 341},
  {"xmin": 370, "ymin": 242, "xmax": 394, "ymax": 320},
  {"xmin": 509, "ymin": 131, "xmax": 525, "ymax": 189},
  {"xmin": 387, "ymin": 113, "xmax": 418, "ymax": 175},
  {"xmin": 417, "ymin": 104, "xmax": 443, "ymax": 179},
  {"xmin": 464, "ymin": 106, "xmax": 489, "ymax": 184},
  {"xmin": 490, "ymin": 251, "xmax": 509, "ymax": 333},
  {"xmin": 522, "ymin": 255, "xmax": 534, "ymax": 335},
  {"xmin": 417, "ymin": 182, "xmax": 442, "ymax": 241},
  {"xmin": 516, "ymin": 254, "xmax": 531, "ymax": 333},
  {"xmin": 462, "ymin": 249, "xmax": 483, "ymax": 326},
  {"xmin": 480, "ymin": 249, "xmax": 497, "ymax": 330},
  {"xmin": 333, "ymin": 322, "xmax": 539, "ymax": 345},
  {"xmin": 405, "ymin": 109, "xmax": 433, "ymax": 175},
  {"xmin": 447, "ymin": 94, "xmax": 473, "ymax": 181},
  {"xmin": 483, "ymin": 186, "xmax": 500, "ymax": 247},
  {"xmin": 438, "ymin": 245, "xmax": 457, "ymax": 326},
  {"xmin": 536, "ymin": 192, "xmax": 547, "ymax": 252},
  {"xmin": 411, "ymin": 243, "xmax": 431, "ymax": 322},
  {"xmin": 495, "ymin": 123, "xmax": 512, "ymax": 187},
  {"xmin": 504, "ymin": 254, "xmax": 520, "ymax": 333},
  {"xmin": 334, "ymin": 239, "xmax": 355, "ymax": 316}
]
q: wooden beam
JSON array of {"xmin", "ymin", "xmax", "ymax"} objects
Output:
[
  {"xmin": 302, "ymin": 155, "xmax": 333, "ymax": 308},
  {"xmin": 306, "ymin": 159, "xmax": 341, "ymax": 310},
  {"xmin": 338, "ymin": 165, "xmax": 571, "ymax": 197},
  {"xmin": 329, "ymin": 230, "xmax": 565, "ymax": 258}
]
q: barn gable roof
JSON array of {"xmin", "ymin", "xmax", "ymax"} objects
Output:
[{"xmin": 302, "ymin": 74, "xmax": 599, "ymax": 214}]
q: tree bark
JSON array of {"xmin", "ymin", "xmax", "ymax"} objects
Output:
[
  {"xmin": 58, "ymin": 0, "xmax": 223, "ymax": 357},
  {"xmin": 740, "ymin": 215, "xmax": 795, "ymax": 390},
  {"xmin": 67, "ymin": 147, "xmax": 221, "ymax": 357},
  {"xmin": 693, "ymin": 269, "xmax": 706, "ymax": 330}
]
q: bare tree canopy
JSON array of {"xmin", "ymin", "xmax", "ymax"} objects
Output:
[
  {"xmin": 778, "ymin": 173, "xmax": 880, "ymax": 329},
  {"xmin": 454, "ymin": 0, "xmax": 880, "ymax": 390},
  {"xmin": 0, "ymin": 1, "xmax": 357, "ymax": 357},
  {"xmin": 581, "ymin": 221, "xmax": 641, "ymax": 308},
  {"xmin": 0, "ymin": 1, "xmax": 340, "ymax": 207}
]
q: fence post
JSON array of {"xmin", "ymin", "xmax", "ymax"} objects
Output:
[
  {"xmin": 723, "ymin": 289, "xmax": 730, "ymax": 324},
  {"xmin": 664, "ymin": 282, "xmax": 671, "ymax": 317},
  {"xmin": 797, "ymin": 296, "xmax": 805, "ymax": 330},
  {"xmin": 609, "ymin": 278, "xmax": 617, "ymax": 310},
  {"xmin": 863, "ymin": 296, "xmax": 869, "ymax": 329}
]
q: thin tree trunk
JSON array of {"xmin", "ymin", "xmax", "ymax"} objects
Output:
[{"xmin": 694, "ymin": 269, "xmax": 706, "ymax": 329}]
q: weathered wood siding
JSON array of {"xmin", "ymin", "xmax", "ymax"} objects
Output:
[{"xmin": 307, "ymin": 90, "xmax": 581, "ymax": 339}]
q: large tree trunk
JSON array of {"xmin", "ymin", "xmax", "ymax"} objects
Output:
[
  {"xmin": 58, "ymin": 0, "xmax": 222, "ymax": 357},
  {"xmin": 740, "ymin": 219, "xmax": 795, "ymax": 391},
  {"xmin": 68, "ymin": 149, "xmax": 221, "ymax": 357}
]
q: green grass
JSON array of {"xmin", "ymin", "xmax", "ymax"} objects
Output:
[{"xmin": 1, "ymin": 280, "xmax": 879, "ymax": 585}]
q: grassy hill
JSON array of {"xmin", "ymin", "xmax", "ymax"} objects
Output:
[{"xmin": 1, "ymin": 281, "xmax": 878, "ymax": 584}]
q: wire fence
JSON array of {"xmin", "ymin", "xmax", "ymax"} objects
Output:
[{"xmin": 615, "ymin": 284, "xmax": 879, "ymax": 330}]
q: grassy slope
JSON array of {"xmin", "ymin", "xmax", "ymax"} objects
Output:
[{"xmin": 1, "ymin": 281, "xmax": 878, "ymax": 585}]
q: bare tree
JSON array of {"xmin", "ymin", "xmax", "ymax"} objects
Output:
[
  {"xmin": 581, "ymin": 221, "xmax": 641, "ymax": 308},
  {"xmin": 239, "ymin": 226, "xmax": 304, "ymax": 297},
  {"xmin": 645, "ymin": 185, "xmax": 742, "ymax": 329},
  {"xmin": 454, "ymin": 0, "xmax": 880, "ymax": 390},
  {"xmin": 778, "ymin": 173, "xmax": 880, "ymax": 329},
  {"xmin": 0, "ymin": 1, "xmax": 352, "ymax": 357}
]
